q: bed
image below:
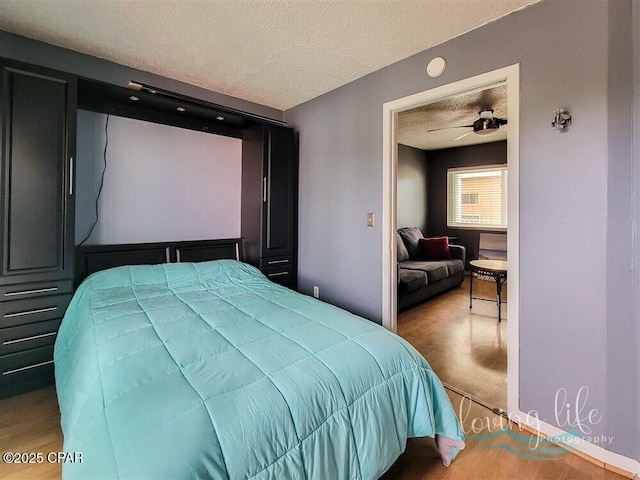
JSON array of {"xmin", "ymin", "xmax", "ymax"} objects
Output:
[{"xmin": 55, "ymin": 245, "xmax": 464, "ymax": 479}]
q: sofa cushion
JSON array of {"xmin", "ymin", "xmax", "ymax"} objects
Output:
[
  {"xmin": 398, "ymin": 268, "xmax": 427, "ymax": 293},
  {"xmin": 398, "ymin": 227, "xmax": 424, "ymax": 259},
  {"xmin": 441, "ymin": 259, "xmax": 464, "ymax": 276},
  {"xmin": 448, "ymin": 244, "xmax": 466, "ymax": 263},
  {"xmin": 400, "ymin": 261, "xmax": 449, "ymax": 283},
  {"xmin": 396, "ymin": 232, "xmax": 410, "ymax": 262},
  {"xmin": 420, "ymin": 237, "xmax": 451, "ymax": 260}
]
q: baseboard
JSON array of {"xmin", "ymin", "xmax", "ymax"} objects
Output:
[{"xmin": 517, "ymin": 410, "xmax": 640, "ymax": 479}]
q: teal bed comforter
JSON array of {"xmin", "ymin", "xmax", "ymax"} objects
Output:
[{"xmin": 55, "ymin": 260, "xmax": 464, "ymax": 479}]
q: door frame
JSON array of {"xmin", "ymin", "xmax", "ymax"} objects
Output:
[{"xmin": 381, "ymin": 64, "xmax": 520, "ymax": 416}]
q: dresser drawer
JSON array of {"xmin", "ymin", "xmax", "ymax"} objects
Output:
[
  {"xmin": 261, "ymin": 265, "xmax": 294, "ymax": 285},
  {"xmin": 0, "ymin": 319, "xmax": 62, "ymax": 356},
  {"xmin": 0, "ymin": 294, "xmax": 72, "ymax": 328},
  {"xmin": 0, "ymin": 280, "xmax": 73, "ymax": 302},
  {"xmin": 0, "ymin": 344, "xmax": 55, "ymax": 388},
  {"xmin": 260, "ymin": 256, "xmax": 293, "ymax": 268}
]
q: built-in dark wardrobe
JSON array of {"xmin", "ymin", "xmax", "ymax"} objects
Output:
[{"xmin": 0, "ymin": 58, "xmax": 298, "ymax": 398}]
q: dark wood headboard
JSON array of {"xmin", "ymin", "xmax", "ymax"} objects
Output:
[{"xmin": 75, "ymin": 238, "xmax": 242, "ymax": 287}]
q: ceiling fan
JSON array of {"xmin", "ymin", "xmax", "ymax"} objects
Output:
[{"xmin": 428, "ymin": 109, "xmax": 507, "ymax": 141}]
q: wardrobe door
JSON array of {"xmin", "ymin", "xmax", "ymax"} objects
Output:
[
  {"xmin": 0, "ymin": 60, "xmax": 76, "ymax": 285},
  {"xmin": 0, "ymin": 60, "xmax": 76, "ymax": 398},
  {"xmin": 241, "ymin": 123, "xmax": 297, "ymax": 289},
  {"xmin": 262, "ymin": 124, "xmax": 295, "ymax": 258}
]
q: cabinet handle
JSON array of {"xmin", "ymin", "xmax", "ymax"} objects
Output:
[
  {"xmin": 263, "ymin": 177, "xmax": 267, "ymax": 203},
  {"xmin": 3, "ymin": 360, "xmax": 54, "ymax": 376},
  {"xmin": 235, "ymin": 243, "xmax": 240, "ymax": 261},
  {"xmin": 267, "ymin": 271, "xmax": 289, "ymax": 278},
  {"xmin": 268, "ymin": 259, "xmax": 289, "ymax": 265},
  {"xmin": 176, "ymin": 250, "xmax": 181, "ymax": 262},
  {"xmin": 3, "ymin": 331, "xmax": 57, "ymax": 346},
  {"xmin": 165, "ymin": 247, "xmax": 170, "ymax": 264},
  {"xmin": 4, "ymin": 287, "xmax": 58, "ymax": 297},
  {"xmin": 69, "ymin": 157, "xmax": 74, "ymax": 195},
  {"xmin": 4, "ymin": 306, "xmax": 57, "ymax": 319}
]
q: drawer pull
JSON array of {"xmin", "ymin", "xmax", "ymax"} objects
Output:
[
  {"xmin": 263, "ymin": 177, "xmax": 267, "ymax": 203},
  {"xmin": 69, "ymin": 157, "xmax": 74, "ymax": 196},
  {"xmin": 3, "ymin": 331, "xmax": 57, "ymax": 346},
  {"xmin": 268, "ymin": 259, "xmax": 289, "ymax": 265},
  {"xmin": 267, "ymin": 272, "xmax": 289, "ymax": 278},
  {"xmin": 3, "ymin": 360, "xmax": 54, "ymax": 376},
  {"xmin": 4, "ymin": 306, "xmax": 57, "ymax": 318},
  {"xmin": 4, "ymin": 287, "xmax": 58, "ymax": 297}
]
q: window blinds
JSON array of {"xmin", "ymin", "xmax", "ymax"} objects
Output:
[{"xmin": 447, "ymin": 165, "xmax": 507, "ymax": 230}]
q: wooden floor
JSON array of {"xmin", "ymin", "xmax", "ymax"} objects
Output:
[
  {"xmin": 0, "ymin": 386, "xmax": 62, "ymax": 480},
  {"xmin": 0, "ymin": 385, "xmax": 624, "ymax": 480},
  {"xmin": 383, "ymin": 389, "xmax": 626, "ymax": 480},
  {"xmin": 398, "ymin": 277, "xmax": 508, "ymax": 410}
]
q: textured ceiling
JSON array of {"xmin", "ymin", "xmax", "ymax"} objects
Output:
[
  {"xmin": 0, "ymin": 0, "xmax": 538, "ymax": 110},
  {"xmin": 398, "ymin": 84, "xmax": 508, "ymax": 151}
]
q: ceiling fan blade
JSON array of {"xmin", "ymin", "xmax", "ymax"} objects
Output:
[
  {"xmin": 453, "ymin": 130, "xmax": 475, "ymax": 141},
  {"xmin": 426, "ymin": 125, "xmax": 473, "ymax": 133}
]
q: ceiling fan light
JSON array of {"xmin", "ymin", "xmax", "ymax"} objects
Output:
[
  {"xmin": 475, "ymin": 128, "xmax": 499, "ymax": 136},
  {"xmin": 473, "ymin": 117, "xmax": 501, "ymax": 135}
]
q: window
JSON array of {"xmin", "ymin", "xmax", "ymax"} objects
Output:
[
  {"xmin": 461, "ymin": 193, "xmax": 479, "ymax": 205},
  {"xmin": 461, "ymin": 214, "xmax": 481, "ymax": 223},
  {"xmin": 447, "ymin": 165, "xmax": 507, "ymax": 230}
]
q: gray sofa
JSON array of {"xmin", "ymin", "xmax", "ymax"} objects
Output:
[{"xmin": 397, "ymin": 227, "xmax": 466, "ymax": 311}]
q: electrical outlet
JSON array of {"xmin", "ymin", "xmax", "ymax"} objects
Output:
[{"xmin": 313, "ymin": 286, "xmax": 320, "ymax": 298}]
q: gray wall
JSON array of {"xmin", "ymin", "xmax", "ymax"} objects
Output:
[
  {"xmin": 426, "ymin": 141, "xmax": 507, "ymax": 267},
  {"xmin": 605, "ymin": 0, "xmax": 637, "ymax": 462},
  {"xmin": 0, "ymin": 30, "xmax": 282, "ymax": 122},
  {"xmin": 397, "ymin": 144, "xmax": 428, "ymax": 232},
  {"xmin": 286, "ymin": 0, "xmax": 638, "ymax": 460},
  {"xmin": 75, "ymin": 111, "xmax": 242, "ymax": 245}
]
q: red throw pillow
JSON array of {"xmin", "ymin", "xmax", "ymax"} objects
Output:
[{"xmin": 420, "ymin": 237, "xmax": 451, "ymax": 260}]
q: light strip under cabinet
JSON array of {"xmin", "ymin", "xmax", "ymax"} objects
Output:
[
  {"xmin": 2, "ymin": 360, "xmax": 54, "ymax": 376},
  {"xmin": 3, "ymin": 332, "xmax": 57, "ymax": 346},
  {"xmin": 127, "ymin": 81, "xmax": 287, "ymax": 127}
]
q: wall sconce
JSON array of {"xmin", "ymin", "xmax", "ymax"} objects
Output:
[{"xmin": 552, "ymin": 108, "xmax": 572, "ymax": 131}]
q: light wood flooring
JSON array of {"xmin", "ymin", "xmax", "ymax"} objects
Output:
[
  {"xmin": 398, "ymin": 277, "xmax": 508, "ymax": 410},
  {"xmin": 0, "ymin": 386, "xmax": 625, "ymax": 480},
  {"xmin": 0, "ymin": 386, "xmax": 62, "ymax": 480},
  {"xmin": 383, "ymin": 389, "xmax": 626, "ymax": 480}
]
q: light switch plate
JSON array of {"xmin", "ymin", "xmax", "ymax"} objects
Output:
[{"xmin": 367, "ymin": 212, "xmax": 375, "ymax": 227}]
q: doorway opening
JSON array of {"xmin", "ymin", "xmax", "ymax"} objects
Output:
[{"xmin": 382, "ymin": 64, "xmax": 520, "ymax": 417}]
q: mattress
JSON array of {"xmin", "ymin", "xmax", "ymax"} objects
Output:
[{"xmin": 54, "ymin": 260, "xmax": 464, "ymax": 479}]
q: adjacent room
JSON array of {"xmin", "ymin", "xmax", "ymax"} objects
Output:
[{"xmin": 395, "ymin": 84, "xmax": 509, "ymax": 412}]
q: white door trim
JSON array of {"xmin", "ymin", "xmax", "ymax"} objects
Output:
[{"xmin": 382, "ymin": 64, "xmax": 520, "ymax": 417}]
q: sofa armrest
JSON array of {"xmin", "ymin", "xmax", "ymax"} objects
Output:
[{"xmin": 449, "ymin": 244, "xmax": 466, "ymax": 265}]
